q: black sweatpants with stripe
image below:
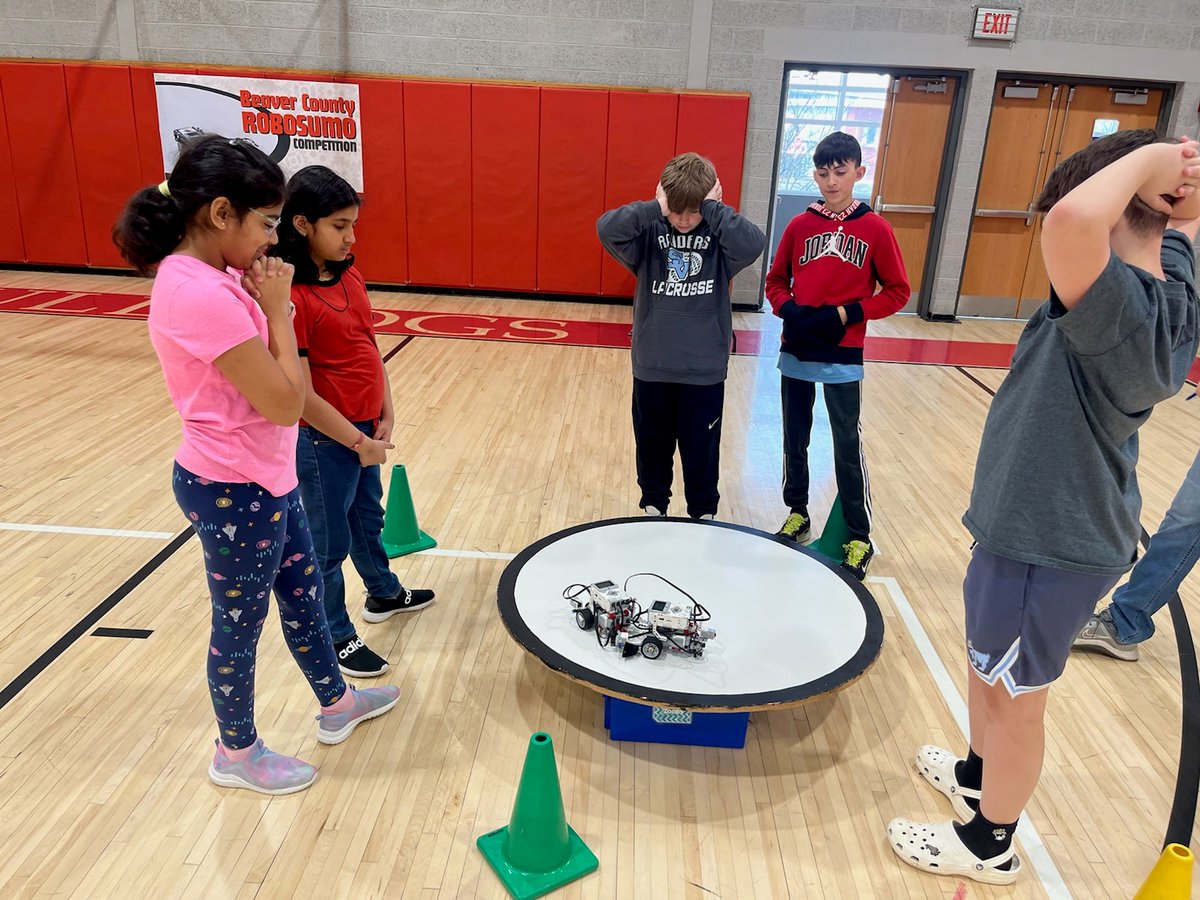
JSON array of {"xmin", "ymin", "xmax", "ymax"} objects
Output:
[
  {"xmin": 632, "ymin": 377, "xmax": 724, "ymax": 519},
  {"xmin": 781, "ymin": 377, "xmax": 872, "ymax": 542}
]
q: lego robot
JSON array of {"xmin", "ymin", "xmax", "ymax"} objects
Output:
[{"xmin": 564, "ymin": 576, "xmax": 716, "ymax": 660}]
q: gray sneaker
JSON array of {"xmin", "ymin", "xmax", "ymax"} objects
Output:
[{"xmin": 1073, "ymin": 608, "xmax": 1139, "ymax": 661}]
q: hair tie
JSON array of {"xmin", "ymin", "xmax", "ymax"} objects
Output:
[{"xmin": 157, "ymin": 181, "xmax": 171, "ymax": 198}]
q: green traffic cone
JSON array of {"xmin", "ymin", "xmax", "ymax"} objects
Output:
[
  {"xmin": 381, "ymin": 464, "xmax": 436, "ymax": 558},
  {"xmin": 810, "ymin": 495, "xmax": 852, "ymax": 563},
  {"xmin": 477, "ymin": 732, "xmax": 598, "ymax": 900}
]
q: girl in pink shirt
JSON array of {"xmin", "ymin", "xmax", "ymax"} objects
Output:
[{"xmin": 114, "ymin": 135, "xmax": 398, "ymax": 795}]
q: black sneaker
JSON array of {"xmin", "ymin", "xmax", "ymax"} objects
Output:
[
  {"xmin": 334, "ymin": 635, "xmax": 390, "ymax": 677},
  {"xmin": 841, "ymin": 539, "xmax": 874, "ymax": 581},
  {"xmin": 362, "ymin": 587, "xmax": 436, "ymax": 623},
  {"xmin": 776, "ymin": 512, "xmax": 811, "ymax": 543}
]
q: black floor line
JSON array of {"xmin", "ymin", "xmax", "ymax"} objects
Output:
[
  {"xmin": 3, "ymin": 334, "xmax": 416, "ymax": 712},
  {"xmin": 382, "ymin": 335, "xmax": 415, "ymax": 362},
  {"xmin": 955, "ymin": 366, "xmax": 996, "ymax": 397},
  {"xmin": 91, "ymin": 627, "xmax": 153, "ymax": 639},
  {"xmin": 1144, "ymin": 523, "xmax": 1200, "ymax": 850},
  {"xmin": 0, "ymin": 528, "xmax": 193, "ymax": 711}
]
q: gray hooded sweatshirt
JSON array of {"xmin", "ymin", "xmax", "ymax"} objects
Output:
[{"xmin": 597, "ymin": 199, "xmax": 765, "ymax": 385}]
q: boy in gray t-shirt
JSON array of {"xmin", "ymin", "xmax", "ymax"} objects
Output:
[{"xmin": 887, "ymin": 131, "xmax": 1200, "ymax": 886}]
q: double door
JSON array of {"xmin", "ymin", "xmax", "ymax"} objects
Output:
[{"xmin": 959, "ymin": 80, "xmax": 1165, "ymax": 318}]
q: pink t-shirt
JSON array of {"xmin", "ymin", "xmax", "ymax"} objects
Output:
[{"xmin": 148, "ymin": 254, "xmax": 298, "ymax": 497}]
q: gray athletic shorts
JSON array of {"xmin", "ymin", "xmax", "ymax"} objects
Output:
[{"xmin": 963, "ymin": 545, "xmax": 1120, "ymax": 696}]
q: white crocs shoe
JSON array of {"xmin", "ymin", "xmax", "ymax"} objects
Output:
[
  {"xmin": 886, "ymin": 818, "xmax": 1021, "ymax": 885},
  {"xmin": 915, "ymin": 745, "xmax": 979, "ymax": 821}
]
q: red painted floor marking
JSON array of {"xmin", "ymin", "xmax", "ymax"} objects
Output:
[{"xmin": 0, "ymin": 285, "xmax": 1033, "ymax": 368}]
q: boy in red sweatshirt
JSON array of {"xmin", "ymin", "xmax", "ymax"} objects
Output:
[{"xmin": 765, "ymin": 132, "xmax": 909, "ymax": 579}]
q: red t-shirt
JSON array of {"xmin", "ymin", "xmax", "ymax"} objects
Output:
[{"xmin": 291, "ymin": 265, "xmax": 385, "ymax": 424}]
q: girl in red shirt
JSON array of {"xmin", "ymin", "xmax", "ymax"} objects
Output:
[{"xmin": 272, "ymin": 166, "xmax": 435, "ymax": 679}]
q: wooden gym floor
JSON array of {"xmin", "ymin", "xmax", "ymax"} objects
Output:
[{"xmin": 0, "ymin": 268, "xmax": 1195, "ymax": 899}]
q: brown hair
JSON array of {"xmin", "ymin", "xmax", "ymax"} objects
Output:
[
  {"xmin": 1035, "ymin": 128, "xmax": 1167, "ymax": 234},
  {"xmin": 660, "ymin": 152, "xmax": 716, "ymax": 213}
]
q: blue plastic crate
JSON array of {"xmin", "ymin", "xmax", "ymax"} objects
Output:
[{"xmin": 603, "ymin": 695, "xmax": 749, "ymax": 748}]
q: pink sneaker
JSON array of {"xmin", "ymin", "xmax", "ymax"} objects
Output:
[
  {"xmin": 208, "ymin": 738, "xmax": 317, "ymax": 795},
  {"xmin": 316, "ymin": 685, "xmax": 401, "ymax": 745}
]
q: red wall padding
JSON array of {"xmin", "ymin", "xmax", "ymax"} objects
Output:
[
  {"xmin": 65, "ymin": 64, "xmax": 144, "ymax": 268},
  {"xmin": 0, "ymin": 78, "xmax": 26, "ymax": 263},
  {"xmin": 347, "ymin": 77, "xmax": 407, "ymax": 284},
  {"xmin": 130, "ymin": 66, "xmax": 196, "ymax": 186},
  {"xmin": 472, "ymin": 84, "xmax": 539, "ymax": 292},
  {"xmin": 676, "ymin": 94, "xmax": 750, "ymax": 212},
  {"xmin": 403, "ymin": 81, "xmax": 472, "ymax": 287},
  {"xmin": 537, "ymin": 88, "xmax": 609, "ymax": 295},
  {"xmin": 0, "ymin": 61, "xmax": 750, "ymax": 297},
  {"xmin": 600, "ymin": 92, "xmax": 679, "ymax": 297},
  {"xmin": 0, "ymin": 62, "xmax": 88, "ymax": 265}
]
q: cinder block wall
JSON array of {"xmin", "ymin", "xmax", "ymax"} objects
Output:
[{"xmin": 4, "ymin": 0, "xmax": 1197, "ymax": 311}]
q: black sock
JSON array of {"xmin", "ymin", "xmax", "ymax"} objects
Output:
[
  {"xmin": 955, "ymin": 747, "xmax": 983, "ymax": 790},
  {"xmin": 955, "ymin": 748, "xmax": 983, "ymax": 811},
  {"xmin": 954, "ymin": 811, "xmax": 1017, "ymax": 869}
]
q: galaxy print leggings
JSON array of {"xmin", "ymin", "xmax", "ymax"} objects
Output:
[{"xmin": 173, "ymin": 463, "xmax": 347, "ymax": 749}]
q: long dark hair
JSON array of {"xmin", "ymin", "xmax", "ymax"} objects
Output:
[
  {"xmin": 271, "ymin": 165, "xmax": 361, "ymax": 285},
  {"xmin": 112, "ymin": 134, "xmax": 285, "ymax": 275}
]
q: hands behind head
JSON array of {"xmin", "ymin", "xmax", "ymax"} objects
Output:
[
  {"xmin": 1166, "ymin": 136, "xmax": 1200, "ymax": 225},
  {"xmin": 1138, "ymin": 138, "xmax": 1200, "ymax": 216},
  {"xmin": 706, "ymin": 178, "xmax": 723, "ymax": 204}
]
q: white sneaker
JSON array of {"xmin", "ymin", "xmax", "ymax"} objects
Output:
[
  {"xmin": 886, "ymin": 818, "xmax": 1020, "ymax": 885},
  {"xmin": 644, "ymin": 505, "xmax": 665, "ymax": 517},
  {"xmin": 699, "ymin": 514, "xmax": 715, "ymax": 520}
]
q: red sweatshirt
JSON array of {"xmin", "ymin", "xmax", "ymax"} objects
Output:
[{"xmin": 765, "ymin": 201, "xmax": 910, "ymax": 365}]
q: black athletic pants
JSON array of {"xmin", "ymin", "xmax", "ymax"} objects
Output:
[
  {"xmin": 632, "ymin": 377, "xmax": 724, "ymax": 518},
  {"xmin": 781, "ymin": 377, "xmax": 872, "ymax": 542}
]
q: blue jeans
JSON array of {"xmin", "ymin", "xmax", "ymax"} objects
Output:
[
  {"xmin": 1110, "ymin": 450, "xmax": 1200, "ymax": 644},
  {"xmin": 295, "ymin": 422, "xmax": 402, "ymax": 643}
]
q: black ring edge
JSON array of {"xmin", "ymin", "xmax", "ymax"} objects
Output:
[{"xmin": 496, "ymin": 517, "xmax": 886, "ymax": 710}]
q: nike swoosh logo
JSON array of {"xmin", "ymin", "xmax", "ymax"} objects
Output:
[{"xmin": 708, "ymin": 417, "xmax": 720, "ymax": 430}]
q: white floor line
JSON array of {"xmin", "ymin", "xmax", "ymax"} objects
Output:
[
  {"xmin": 867, "ymin": 574, "xmax": 1072, "ymax": 900},
  {"xmin": 0, "ymin": 520, "xmax": 1067, "ymax": 892},
  {"xmin": 0, "ymin": 521, "xmax": 175, "ymax": 539},
  {"xmin": 416, "ymin": 547, "xmax": 517, "ymax": 561}
]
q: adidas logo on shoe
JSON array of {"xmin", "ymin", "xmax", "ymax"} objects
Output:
[
  {"xmin": 338, "ymin": 636, "xmax": 366, "ymax": 661},
  {"xmin": 333, "ymin": 635, "xmax": 389, "ymax": 678}
]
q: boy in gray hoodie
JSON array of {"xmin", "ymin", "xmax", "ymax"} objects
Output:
[{"xmin": 597, "ymin": 153, "xmax": 765, "ymax": 519}]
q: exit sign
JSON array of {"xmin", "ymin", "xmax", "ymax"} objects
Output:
[{"xmin": 973, "ymin": 7, "xmax": 1020, "ymax": 41}]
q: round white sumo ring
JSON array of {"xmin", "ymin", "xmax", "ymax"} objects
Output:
[{"xmin": 497, "ymin": 518, "xmax": 884, "ymax": 711}]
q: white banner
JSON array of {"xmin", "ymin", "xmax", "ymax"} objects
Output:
[{"xmin": 153, "ymin": 73, "xmax": 363, "ymax": 190}]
